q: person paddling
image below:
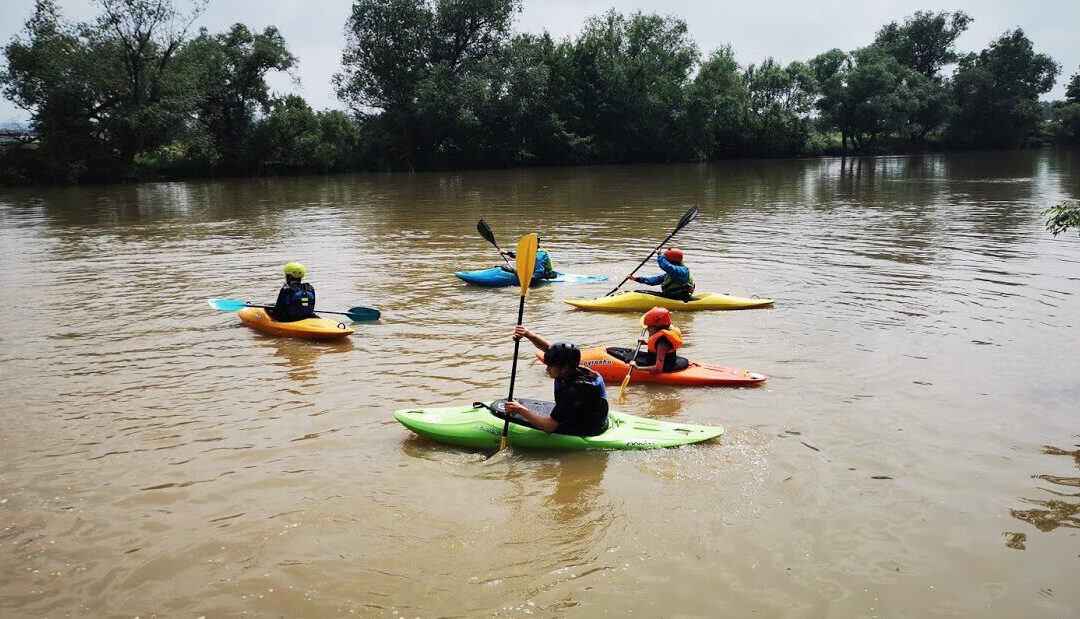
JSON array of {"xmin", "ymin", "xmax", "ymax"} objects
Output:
[
  {"xmin": 503, "ymin": 326, "xmax": 609, "ymax": 436},
  {"xmin": 626, "ymin": 247, "xmax": 694, "ymax": 301},
  {"xmin": 272, "ymin": 262, "xmax": 316, "ymax": 322},
  {"xmin": 629, "ymin": 307, "xmax": 683, "ymax": 374},
  {"xmin": 500, "ymin": 238, "xmax": 557, "ymax": 280}
]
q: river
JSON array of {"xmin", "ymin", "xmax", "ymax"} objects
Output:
[{"xmin": 1, "ymin": 150, "xmax": 1079, "ymax": 617}]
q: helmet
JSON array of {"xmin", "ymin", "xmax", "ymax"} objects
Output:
[
  {"xmin": 642, "ymin": 307, "xmax": 672, "ymax": 328},
  {"xmin": 663, "ymin": 248, "xmax": 684, "ymax": 264},
  {"xmin": 283, "ymin": 262, "xmax": 307, "ymax": 278},
  {"xmin": 544, "ymin": 342, "xmax": 581, "ymax": 368}
]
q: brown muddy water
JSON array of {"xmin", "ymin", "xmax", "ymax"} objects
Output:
[{"xmin": 1, "ymin": 150, "xmax": 1079, "ymax": 617}]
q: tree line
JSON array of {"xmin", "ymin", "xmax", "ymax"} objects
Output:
[{"xmin": 2, "ymin": 0, "xmax": 1079, "ymax": 185}]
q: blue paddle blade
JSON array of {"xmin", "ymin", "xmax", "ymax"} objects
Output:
[
  {"xmin": 346, "ymin": 307, "xmax": 381, "ymax": 321},
  {"xmin": 207, "ymin": 298, "xmax": 248, "ymax": 312}
]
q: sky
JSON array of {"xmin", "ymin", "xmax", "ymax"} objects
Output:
[{"xmin": 2, "ymin": 0, "xmax": 1079, "ymax": 123}]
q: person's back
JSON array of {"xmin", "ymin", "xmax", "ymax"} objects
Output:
[
  {"xmin": 628, "ymin": 248, "xmax": 695, "ymax": 301},
  {"xmin": 501, "ymin": 240, "xmax": 557, "ymax": 280},
  {"xmin": 272, "ymin": 262, "xmax": 316, "ymax": 322},
  {"xmin": 504, "ymin": 329, "xmax": 610, "ymax": 437},
  {"xmin": 551, "ymin": 365, "xmax": 609, "ymax": 436}
]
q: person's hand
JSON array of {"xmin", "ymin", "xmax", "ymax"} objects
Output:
[
  {"xmin": 628, "ymin": 361, "xmax": 638, "ymax": 369},
  {"xmin": 627, "ymin": 275, "xmax": 638, "ymax": 282},
  {"xmin": 513, "ymin": 325, "xmax": 532, "ymax": 341},
  {"xmin": 503, "ymin": 400, "xmax": 528, "ymax": 417}
]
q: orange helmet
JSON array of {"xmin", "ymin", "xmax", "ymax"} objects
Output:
[
  {"xmin": 642, "ymin": 307, "xmax": 672, "ymax": 328},
  {"xmin": 663, "ymin": 248, "xmax": 684, "ymax": 263}
]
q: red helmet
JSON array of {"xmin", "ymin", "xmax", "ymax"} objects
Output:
[
  {"xmin": 663, "ymin": 248, "xmax": 684, "ymax": 264},
  {"xmin": 642, "ymin": 307, "xmax": 672, "ymax": 328}
]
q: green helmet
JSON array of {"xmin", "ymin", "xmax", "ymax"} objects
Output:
[{"xmin": 283, "ymin": 262, "xmax": 307, "ymax": 278}]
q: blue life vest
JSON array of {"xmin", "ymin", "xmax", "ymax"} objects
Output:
[{"xmin": 275, "ymin": 282, "xmax": 316, "ymax": 322}]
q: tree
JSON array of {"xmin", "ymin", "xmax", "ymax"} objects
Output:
[
  {"xmin": 1066, "ymin": 68, "xmax": 1080, "ymax": 102},
  {"xmin": 686, "ymin": 46, "xmax": 750, "ymax": 158},
  {"xmin": 1, "ymin": 0, "xmax": 207, "ymax": 180},
  {"xmin": 1042, "ymin": 201, "xmax": 1080, "ymax": 238},
  {"xmin": 812, "ymin": 46, "xmax": 921, "ymax": 151},
  {"xmin": 334, "ymin": 0, "xmax": 520, "ymax": 169},
  {"xmin": 558, "ymin": 10, "xmax": 699, "ymax": 163},
  {"xmin": 180, "ymin": 24, "xmax": 296, "ymax": 167},
  {"xmin": 948, "ymin": 29, "xmax": 1059, "ymax": 147},
  {"xmin": 742, "ymin": 58, "xmax": 816, "ymax": 155},
  {"xmin": 874, "ymin": 11, "xmax": 971, "ymax": 78}
]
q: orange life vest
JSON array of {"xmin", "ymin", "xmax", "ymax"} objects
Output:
[{"xmin": 647, "ymin": 326, "xmax": 683, "ymax": 353}]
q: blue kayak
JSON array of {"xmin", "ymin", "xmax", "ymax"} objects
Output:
[{"xmin": 454, "ymin": 267, "xmax": 608, "ymax": 287}]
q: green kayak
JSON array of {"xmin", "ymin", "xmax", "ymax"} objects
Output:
[{"xmin": 393, "ymin": 399, "xmax": 724, "ymax": 450}]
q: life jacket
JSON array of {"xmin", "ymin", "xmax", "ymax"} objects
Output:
[
  {"xmin": 276, "ymin": 282, "xmax": 315, "ymax": 322},
  {"xmin": 552, "ymin": 366, "xmax": 609, "ymax": 436},
  {"xmin": 645, "ymin": 326, "xmax": 683, "ymax": 372},
  {"xmin": 661, "ymin": 270, "xmax": 695, "ymax": 300},
  {"xmin": 537, "ymin": 249, "xmax": 557, "ymax": 279}
]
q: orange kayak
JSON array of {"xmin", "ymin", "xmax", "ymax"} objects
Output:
[
  {"xmin": 237, "ymin": 307, "xmax": 354, "ymax": 340},
  {"xmin": 536, "ymin": 347, "xmax": 766, "ymax": 387}
]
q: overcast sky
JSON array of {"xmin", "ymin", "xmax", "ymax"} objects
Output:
[{"xmin": 2, "ymin": 0, "xmax": 1078, "ymax": 122}]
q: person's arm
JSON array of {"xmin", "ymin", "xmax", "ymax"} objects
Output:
[
  {"xmin": 513, "ymin": 326, "xmax": 552, "ymax": 352},
  {"xmin": 657, "ymin": 254, "xmax": 690, "ymax": 283},
  {"xmin": 500, "ymin": 250, "xmax": 516, "ymax": 258},
  {"xmin": 630, "ymin": 272, "xmax": 665, "ymax": 285},
  {"xmin": 503, "ymin": 400, "xmax": 560, "ymax": 433},
  {"xmin": 631, "ymin": 339, "xmax": 670, "ymax": 374},
  {"xmin": 271, "ymin": 286, "xmax": 290, "ymax": 317}
]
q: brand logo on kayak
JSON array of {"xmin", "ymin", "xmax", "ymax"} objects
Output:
[
  {"xmin": 478, "ymin": 424, "xmax": 500, "ymax": 435},
  {"xmin": 584, "ymin": 360, "xmax": 613, "ymax": 366},
  {"xmin": 624, "ymin": 439, "xmax": 659, "ymax": 446},
  {"xmin": 421, "ymin": 413, "xmax": 441, "ymax": 423}
]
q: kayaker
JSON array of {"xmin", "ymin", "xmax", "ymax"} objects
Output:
[
  {"xmin": 500, "ymin": 239, "xmax": 557, "ymax": 280},
  {"xmin": 271, "ymin": 262, "xmax": 316, "ymax": 322},
  {"xmin": 627, "ymin": 248, "xmax": 695, "ymax": 301},
  {"xmin": 629, "ymin": 307, "xmax": 683, "ymax": 373},
  {"xmin": 504, "ymin": 326, "xmax": 610, "ymax": 436}
]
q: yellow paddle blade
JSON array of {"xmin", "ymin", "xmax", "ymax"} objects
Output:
[
  {"xmin": 617, "ymin": 371, "xmax": 632, "ymax": 404},
  {"xmin": 515, "ymin": 233, "xmax": 539, "ymax": 296}
]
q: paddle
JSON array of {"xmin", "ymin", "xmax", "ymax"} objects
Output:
[
  {"xmin": 616, "ymin": 326, "xmax": 649, "ymax": 404},
  {"xmin": 499, "ymin": 233, "xmax": 539, "ymax": 452},
  {"xmin": 476, "ymin": 219, "xmax": 514, "ymax": 270},
  {"xmin": 604, "ymin": 204, "xmax": 700, "ymax": 297},
  {"xmin": 206, "ymin": 298, "xmax": 380, "ymax": 321}
]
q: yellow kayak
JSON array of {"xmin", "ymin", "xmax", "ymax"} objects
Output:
[
  {"xmin": 237, "ymin": 307, "xmax": 354, "ymax": 340},
  {"xmin": 564, "ymin": 291, "xmax": 774, "ymax": 312}
]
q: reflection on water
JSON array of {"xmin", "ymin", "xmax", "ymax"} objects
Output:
[
  {"xmin": 1010, "ymin": 445, "xmax": 1080, "ymax": 544},
  {"xmin": 260, "ymin": 336, "xmax": 355, "ymax": 386}
]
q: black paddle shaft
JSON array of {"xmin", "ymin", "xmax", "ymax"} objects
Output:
[
  {"xmin": 506, "ymin": 295, "xmax": 526, "ymax": 402},
  {"xmin": 605, "ymin": 205, "xmax": 699, "ymax": 297},
  {"xmin": 502, "ymin": 294, "xmax": 527, "ymax": 439}
]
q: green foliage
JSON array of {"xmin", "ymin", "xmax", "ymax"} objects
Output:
[
  {"xmin": 1051, "ymin": 102, "xmax": 1080, "ymax": 144},
  {"xmin": 180, "ymin": 24, "xmax": 297, "ymax": 167},
  {"xmin": 1042, "ymin": 201, "xmax": 1080, "ymax": 238},
  {"xmin": 1, "ymin": 2, "xmax": 1073, "ymax": 185},
  {"xmin": 948, "ymin": 29, "xmax": 1059, "ymax": 147},
  {"xmin": 1066, "ymin": 68, "xmax": 1080, "ymax": 103},
  {"xmin": 874, "ymin": 11, "xmax": 971, "ymax": 77},
  {"xmin": 813, "ymin": 46, "xmax": 923, "ymax": 150},
  {"xmin": 335, "ymin": 0, "xmax": 520, "ymax": 168}
]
